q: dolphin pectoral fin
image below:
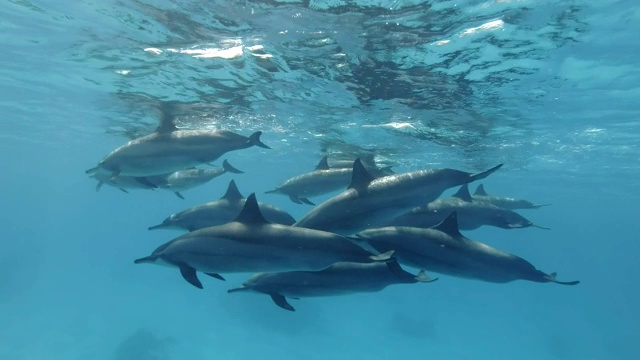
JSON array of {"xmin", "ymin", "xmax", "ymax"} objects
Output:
[
  {"xmin": 248, "ymin": 131, "xmax": 271, "ymax": 149},
  {"xmin": 174, "ymin": 191, "xmax": 185, "ymax": 199},
  {"xmin": 270, "ymin": 294, "xmax": 295, "ymax": 311},
  {"xmin": 134, "ymin": 177, "xmax": 158, "ymax": 189},
  {"xmin": 299, "ymin": 197, "xmax": 315, "ymax": 205},
  {"xmin": 370, "ymin": 250, "xmax": 395, "ymax": 262},
  {"xmin": 119, "ymin": 188, "xmax": 129, "ymax": 194},
  {"xmin": 547, "ymin": 272, "xmax": 580, "ymax": 286},
  {"xmin": 288, "ymin": 195, "xmax": 304, "ymax": 204},
  {"xmin": 416, "ymin": 270, "xmax": 439, "ymax": 283},
  {"xmin": 222, "ymin": 159, "xmax": 244, "ymax": 174},
  {"xmin": 179, "ymin": 264, "xmax": 203, "ymax": 289},
  {"xmin": 469, "ymin": 164, "xmax": 503, "ymax": 183},
  {"xmin": 204, "ymin": 272, "xmax": 226, "ymax": 281},
  {"xmin": 95, "ymin": 181, "xmax": 103, "ymax": 192}
]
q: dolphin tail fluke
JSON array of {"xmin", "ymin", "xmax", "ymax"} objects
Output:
[
  {"xmin": 469, "ymin": 163, "xmax": 504, "ymax": 183},
  {"xmin": 222, "ymin": 159, "xmax": 244, "ymax": 174},
  {"xmin": 547, "ymin": 272, "xmax": 580, "ymax": 286},
  {"xmin": 288, "ymin": 195, "xmax": 305, "ymax": 204},
  {"xmin": 416, "ymin": 270, "xmax": 439, "ymax": 283},
  {"xmin": 270, "ymin": 294, "xmax": 295, "ymax": 311},
  {"xmin": 133, "ymin": 255, "xmax": 158, "ymax": 264},
  {"xmin": 248, "ymin": 131, "xmax": 271, "ymax": 149},
  {"xmin": 370, "ymin": 250, "xmax": 395, "ymax": 262},
  {"xmin": 174, "ymin": 191, "xmax": 185, "ymax": 199},
  {"xmin": 134, "ymin": 177, "xmax": 158, "ymax": 189},
  {"xmin": 204, "ymin": 272, "xmax": 226, "ymax": 281}
]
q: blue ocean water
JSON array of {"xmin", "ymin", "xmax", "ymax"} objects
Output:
[{"xmin": 1, "ymin": 0, "xmax": 639, "ymax": 359}]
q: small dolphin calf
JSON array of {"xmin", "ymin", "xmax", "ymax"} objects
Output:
[
  {"xmin": 148, "ymin": 180, "xmax": 296, "ymax": 231},
  {"xmin": 92, "ymin": 159, "xmax": 243, "ymax": 199},
  {"xmin": 148, "ymin": 159, "xmax": 243, "ymax": 199},
  {"xmin": 85, "ymin": 107, "xmax": 269, "ymax": 178},
  {"xmin": 294, "ymin": 159, "xmax": 503, "ymax": 235},
  {"xmin": 266, "ymin": 156, "xmax": 392, "ymax": 205},
  {"xmin": 383, "ymin": 184, "xmax": 546, "ymax": 230},
  {"xmin": 91, "ymin": 173, "xmax": 158, "ymax": 193},
  {"xmin": 228, "ymin": 259, "xmax": 435, "ymax": 311},
  {"xmin": 473, "ymin": 184, "xmax": 551, "ymax": 210},
  {"xmin": 135, "ymin": 193, "xmax": 392, "ymax": 289},
  {"xmin": 355, "ymin": 212, "xmax": 579, "ymax": 285}
]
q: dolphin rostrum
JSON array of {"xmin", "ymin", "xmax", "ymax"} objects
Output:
[
  {"xmin": 228, "ymin": 259, "xmax": 436, "ymax": 311},
  {"xmin": 148, "ymin": 179, "xmax": 296, "ymax": 231},
  {"xmin": 382, "ymin": 184, "xmax": 548, "ymax": 230},
  {"xmin": 135, "ymin": 193, "xmax": 393, "ymax": 288},
  {"xmin": 293, "ymin": 159, "xmax": 503, "ymax": 235},
  {"xmin": 354, "ymin": 212, "xmax": 579, "ymax": 285}
]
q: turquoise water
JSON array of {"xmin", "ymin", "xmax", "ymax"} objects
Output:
[{"xmin": 2, "ymin": 0, "xmax": 639, "ymax": 359}]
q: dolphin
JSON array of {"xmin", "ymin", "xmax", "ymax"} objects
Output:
[
  {"xmin": 148, "ymin": 159, "xmax": 243, "ymax": 199},
  {"xmin": 265, "ymin": 156, "xmax": 391, "ymax": 205},
  {"xmin": 227, "ymin": 259, "xmax": 436, "ymax": 311},
  {"xmin": 472, "ymin": 184, "xmax": 551, "ymax": 210},
  {"xmin": 91, "ymin": 159, "xmax": 243, "ymax": 199},
  {"xmin": 382, "ymin": 184, "xmax": 548, "ymax": 230},
  {"xmin": 90, "ymin": 172, "xmax": 158, "ymax": 193},
  {"xmin": 85, "ymin": 106, "xmax": 270, "ymax": 178},
  {"xmin": 354, "ymin": 212, "xmax": 579, "ymax": 285},
  {"xmin": 148, "ymin": 180, "xmax": 296, "ymax": 231},
  {"xmin": 135, "ymin": 193, "xmax": 393, "ymax": 289},
  {"xmin": 293, "ymin": 159, "xmax": 503, "ymax": 235}
]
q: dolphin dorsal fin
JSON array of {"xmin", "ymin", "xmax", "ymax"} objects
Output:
[
  {"xmin": 348, "ymin": 158, "xmax": 375, "ymax": 192},
  {"xmin": 232, "ymin": 193, "xmax": 269, "ymax": 224},
  {"xmin": 433, "ymin": 211, "xmax": 463, "ymax": 238},
  {"xmin": 452, "ymin": 184, "xmax": 473, "ymax": 202},
  {"xmin": 315, "ymin": 156, "xmax": 331, "ymax": 170},
  {"xmin": 155, "ymin": 102, "xmax": 179, "ymax": 133},
  {"xmin": 474, "ymin": 184, "xmax": 488, "ymax": 196},
  {"xmin": 222, "ymin": 180, "xmax": 244, "ymax": 201}
]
